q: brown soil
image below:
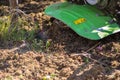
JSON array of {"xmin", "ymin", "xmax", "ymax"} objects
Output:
[{"xmin": 0, "ymin": 0, "xmax": 120, "ymax": 80}]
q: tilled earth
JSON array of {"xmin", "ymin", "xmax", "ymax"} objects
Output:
[{"xmin": 0, "ymin": 0, "xmax": 120, "ymax": 80}]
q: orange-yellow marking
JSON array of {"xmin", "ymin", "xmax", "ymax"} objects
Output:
[{"xmin": 74, "ymin": 18, "xmax": 86, "ymax": 25}]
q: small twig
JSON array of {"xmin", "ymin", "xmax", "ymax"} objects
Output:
[
  {"xmin": 8, "ymin": 8, "xmax": 30, "ymax": 32},
  {"xmin": 74, "ymin": 52, "xmax": 108, "ymax": 66},
  {"xmin": 71, "ymin": 52, "xmax": 109, "ymax": 67},
  {"xmin": 70, "ymin": 41, "xmax": 109, "ymax": 67},
  {"xmin": 7, "ymin": 40, "xmax": 27, "ymax": 53},
  {"xmin": 86, "ymin": 41, "xmax": 101, "ymax": 52},
  {"xmin": 70, "ymin": 41, "xmax": 101, "ymax": 58},
  {"xmin": 11, "ymin": 9, "xmax": 27, "ymax": 17}
]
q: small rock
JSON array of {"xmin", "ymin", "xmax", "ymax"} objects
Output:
[
  {"xmin": 60, "ymin": 67, "xmax": 71, "ymax": 77},
  {"xmin": 44, "ymin": 67, "xmax": 56, "ymax": 73},
  {"xmin": 15, "ymin": 70, "xmax": 22, "ymax": 75}
]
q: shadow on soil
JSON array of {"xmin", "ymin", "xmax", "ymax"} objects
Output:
[{"xmin": 43, "ymin": 19, "xmax": 120, "ymax": 80}]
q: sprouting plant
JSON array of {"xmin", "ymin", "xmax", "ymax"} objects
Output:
[
  {"xmin": 83, "ymin": 57, "xmax": 89, "ymax": 63},
  {"xmin": 0, "ymin": 14, "xmax": 49, "ymax": 52},
  {"xmin": 0, "ymin": 16, "xmax": 11, "ymax": 40},
  {"xmin": 30, "ymin": 39, "xmax": 45, "ymax": 52},
  {"xmin": 3, "ymin": 75, "xmax": 13, "ymax": 80},
  {"xmin": 0, "ymin": 14, "xmax": 37, "ymax": 41},
  {"xmin": 45, "ymin": 40, "xmax": 51, "ymax": 49},
  {"xmin": 43, "ymin": 75, "xmax": 51, "ymax": 80},
  {"xmin": 42, "ymin": 74, "xmax": 57, "ymax": 80}
]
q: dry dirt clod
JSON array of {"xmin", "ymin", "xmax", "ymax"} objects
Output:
[
  {"xmin": 15, "ymin": 70, "xmax": 23, "ymax": 75},
  {"xmin": 60, "ymin": 67, "xmax": 72, "ymax": 77},
  {"xmin": 111, "ymin": 60, "xmax": 120, "ymax": 68}
]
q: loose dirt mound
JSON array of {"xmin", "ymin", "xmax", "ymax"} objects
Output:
[{"xmin": 0, "ymin": 0, "xmax": 120, "ymax": 80}]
